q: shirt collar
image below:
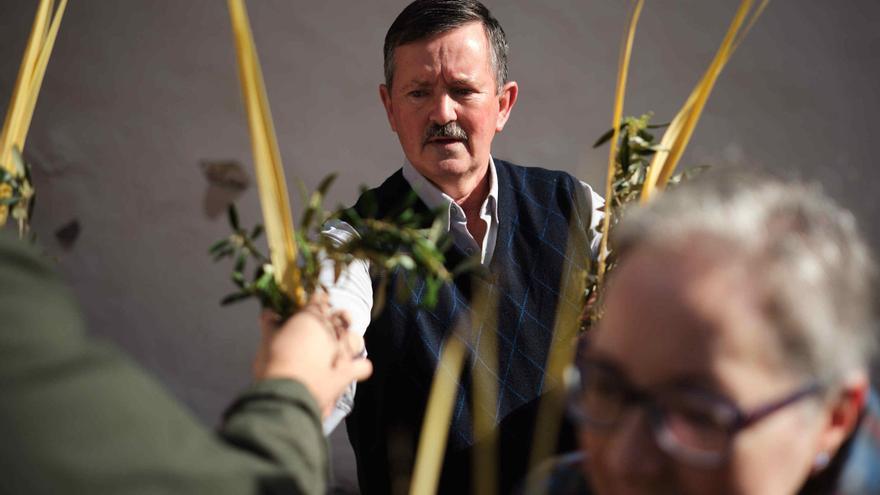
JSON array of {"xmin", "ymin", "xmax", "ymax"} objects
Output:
[{"xmin": 401, "ymin": 157, "xmax": 500, "ymax": 231}]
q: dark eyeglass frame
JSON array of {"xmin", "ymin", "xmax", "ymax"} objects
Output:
[{"xmin": 569, "ymin": 360, "xmax": 824, "ymax": 467}]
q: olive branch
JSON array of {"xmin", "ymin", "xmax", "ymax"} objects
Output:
[
  {"xmin": 0, "ymin": 147, "xmax": 36, "ymax": 240},
  {"xmin": 585, "ymin": 113, "xmax": 708, "ymax": 326},
  {"xmin": 210, "ymin": 173, "xmax": 464, "ymax": 320}
]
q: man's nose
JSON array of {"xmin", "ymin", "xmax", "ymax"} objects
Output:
[
  {"xmin": 604, "ymin": 408, "xmax": 666, "ymax": 480},
  {"xmin": 428, "ymin": 92, "xmax": 457, "ymax": 125}
]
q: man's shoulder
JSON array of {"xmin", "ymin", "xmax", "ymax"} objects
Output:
[
  {"xmin": 353, "ymin": 167, "xmax": 408, "ymax": 202},
  {"xmin": 343, "ymin": 168, "xmax": 427, "ymax": 226},
  {"xmin": 493, "ymin": 158, "xmax": 581, "ymax": 190},
  {"xmin": 493, "ymin": 159, "xmax": 601, "ymax": 242},
  {"xmin": 493, "ymin": 159, "xmax": 592, "ymax": 214}
]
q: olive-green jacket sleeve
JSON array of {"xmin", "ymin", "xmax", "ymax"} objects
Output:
[{"xmin": 0, "ymin": 234, "xmax": 328, "ymax": 494}]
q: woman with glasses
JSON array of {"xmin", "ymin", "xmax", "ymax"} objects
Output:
[{"xmin": 533, "ymin": 175, "xmax": 880, "ymax": 495}]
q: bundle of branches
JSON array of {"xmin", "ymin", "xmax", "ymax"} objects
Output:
[
  {"xmin": 0, "ymin": 147, "xmax": 35, "ymax": 240},
  {"xmin": 584, "ymin": 0, "xmax": 768, "ymax": 329},
  {"xmin": 210, "ymin": 173, "xmax": 456, "ymax": 320},
  {"xmin": 584, "ymin": 114, "xmax": 707, "ymax": 326}
]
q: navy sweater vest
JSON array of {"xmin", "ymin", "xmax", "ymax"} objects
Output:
[{"xmin": 346, "ymin": 160, "xmax": 594, "ymax": 494}]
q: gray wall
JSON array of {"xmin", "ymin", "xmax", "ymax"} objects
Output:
[{"xmin": 2, "ymin": 0, "xmax": 879, "ymax": 491}]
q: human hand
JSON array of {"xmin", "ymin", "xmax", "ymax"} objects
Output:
[{"xmin": 253, "ymin": 292, "xmax": 372, "ymax": 418}]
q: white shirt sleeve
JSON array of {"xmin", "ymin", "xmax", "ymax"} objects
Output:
[
  {"xmin": 581, "ymin": 181, "xmax": 606, "ymax": 260},
  {"xmin": 319, "ymin": 218, "xmax": 373, "ymax": 434}
]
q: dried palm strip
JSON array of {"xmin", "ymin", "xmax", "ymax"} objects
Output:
[
  {"xmin": 470, "ymin": 284, "xmax": 499, "ymax": 495},
  {"xmin": 640, "ymin": 0, "xmax": 770, "ymax": 203},
  {"xmin": 410, "ymin": 327, "xmax": 468, "ymax": 495},
  {"xmin": 732, "ymin": 0, "xmax": 771, "ymax": 53},
  {"xmin": 409, "ymin": 279, "xmax": 499, "ymax": 495},
  {"xmin": 410, "ymin": 280, "xmax": 498, "ymax": 495},
  {"xmin": 0, "ymin": 0, "xmax": 52, "ymax": 173},
  {"xmin": 596, "ymin": 0, "xmax": 644, "ymax": 285},
  {"xmin": 0, "ymin": 0, "xmax": 65, "ymax": 226},
  {"xmin": 526, "ymin": 218, "xmax": 588, "ymax": 477},
  {"xmin": 15, "ymin": 0, "xmax": 68, "ymax": 151},
  {"xmin": 227, "ymin": 0, "xmax": 304, "ymax": 306}
]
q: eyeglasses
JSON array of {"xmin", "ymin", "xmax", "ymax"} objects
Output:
[{"xmin": 569, "ymin": 360, "xmax": 822, "ymax": 467}]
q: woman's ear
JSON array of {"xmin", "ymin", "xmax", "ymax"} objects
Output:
[{"xmin": 814, "ymin": 372, "xmax": 869, "ymax": 469}]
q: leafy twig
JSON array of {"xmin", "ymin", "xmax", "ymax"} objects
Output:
[
  {"xmin": 211, "ymin": 174, "xmax": 459, "ymax": 320},
  {"xmin": 0, "ymin": 147, "xmax": 36, "ymax": 240},
  {"xmin": 585, "ymin": 113, "xmax": 705, "ymax": 328}
]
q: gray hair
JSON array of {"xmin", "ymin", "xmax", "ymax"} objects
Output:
[
  {"xmin": 614, "ymin": 172, "xmax": 878, "ymax": 382},
  {"xmin": 383, "ymin": 0, "xmax": 509, "ymax": 93}
]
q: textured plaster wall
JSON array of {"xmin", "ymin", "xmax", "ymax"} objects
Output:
[{"xmin": 2, "ymin": 1, "xmax": 879, "ymax": 491}]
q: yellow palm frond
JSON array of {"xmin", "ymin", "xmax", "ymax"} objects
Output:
[
  {"xmin": 597, "ymin": 0, "xmax": 644, "ymax": 285},
  {"xmin": 470, "ymin": 286, "xmax": 499, "ymax": 495},
  {"xmin": 227, "ymin": 0, "xmax": 304, "ymax": 307},
  {"xmin": 15, "ymin": 0, "xmax": 68, "ymax": 152},
  {"xmin": 527, "ymin": 219, "xmax": 589, "ymax": 474},
  {"xmin": 410, "ymin": 282, "xmax": 500, "ymax": 495},
  {"xmin": 640, "ymin": 0, "xmax": 770, "ymax": 203},
  {"xmin": 0, "ymin": 0, "xmax": 66, "ymax": 226},
  {"xmin": 410, "ymin": 332, "xmax": 468, "ymax": 495}
]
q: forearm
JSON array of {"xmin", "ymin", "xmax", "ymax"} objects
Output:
[
  {"xmin": 220, "ymin": 379, "xmax": 329, "ymax": 495},
  {"xmin": 0, "ymin": 234, "xmax": 332, "ymax": 495}
]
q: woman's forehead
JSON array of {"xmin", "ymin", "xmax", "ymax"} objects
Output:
[{"xmin": 594, "ymin": 247, "xmax": 788, "ymax": 392}]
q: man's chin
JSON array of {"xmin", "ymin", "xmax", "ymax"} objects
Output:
[
  {"xmin": 434, "ymin": 157, "xmax": 473, "ymax": 174},
  {"xmin": 412, "ymin": 155, "xmax": 477, "ymax": 179}
]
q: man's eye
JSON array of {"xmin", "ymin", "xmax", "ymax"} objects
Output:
[
  {"xmin": 408, "ymin": 90, "xmax": 428, "ymax": 98},
  {"xmin": 452, "ymin": 88, "xmax": 475, "ymax": 97}
]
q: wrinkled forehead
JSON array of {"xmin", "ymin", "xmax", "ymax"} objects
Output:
[{"xmin": 390, "ymin": 22, "xmax": 493, "ymax": 83}]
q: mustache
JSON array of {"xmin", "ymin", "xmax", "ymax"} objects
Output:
[{"xmin": 423, "ymin": 122, "xmax": 468, "ymax": 144}]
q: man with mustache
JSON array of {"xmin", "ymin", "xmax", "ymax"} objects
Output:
[{"xmin": 320, "ymin": 1, "xmax": 603, "ymax": 493}]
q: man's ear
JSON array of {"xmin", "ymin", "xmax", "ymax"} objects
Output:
[
  {"xmin": 495, "ymin": 80, "xmax": 519, "ymax": 132},
  {"xmin": 379, "ymin": 84, "xmax": 397, "ymax": 133},
  {"xmin": 814, "ymin": 372, "xmax": 869, "ymax": 469}
]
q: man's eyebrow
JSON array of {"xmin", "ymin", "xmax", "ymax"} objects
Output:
[
  {"xmin": 449, "ymin": 76, "xmax": 478, "ymax": 86},
  {"xmin": 400, "ymin": 80, "xmax": 431, "ymax": 90},
  {"xmin": 404, "ymin": 79, "xmax": 431, "ymax": 87}
]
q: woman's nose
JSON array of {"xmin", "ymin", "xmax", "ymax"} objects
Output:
[{"xmin": 603, "ymin": 408, "xmax": 667, "ymax": 480}]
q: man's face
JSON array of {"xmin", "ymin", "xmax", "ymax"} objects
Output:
[{"xmin": 380, "ymin": 22, "xmax": 517, "ymax": 194}]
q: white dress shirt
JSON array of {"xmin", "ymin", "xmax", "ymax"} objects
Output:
[{"xmin": 319, "ymin": 157, "xmax": 604, "ymax": 433}]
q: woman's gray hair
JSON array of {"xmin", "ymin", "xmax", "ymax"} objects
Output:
[{"xmin": 614, "ymin": 172, "xmax": 878, "ymax": 381}]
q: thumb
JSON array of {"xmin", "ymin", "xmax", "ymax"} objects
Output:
[
  {"xmin": 346, "ymin": 331, "xmax": 366, "ymax": 356},
  {"xmin": 349, "ymin": 357, "xmax": 373, "ymax": 382},
  {"xmin": 331, "ymin": 357, "xmax": 372, "ymax": 392}
]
